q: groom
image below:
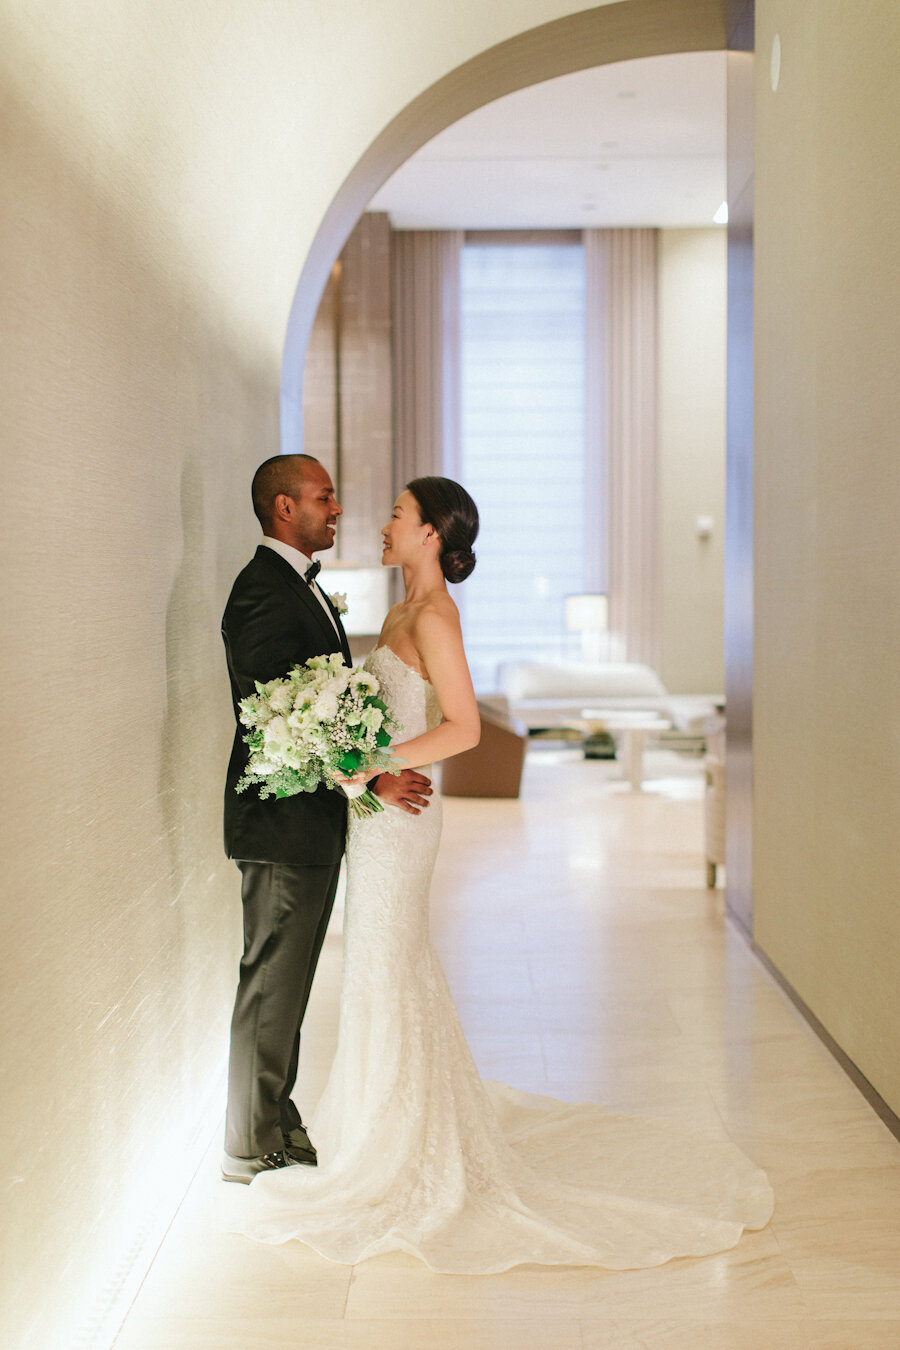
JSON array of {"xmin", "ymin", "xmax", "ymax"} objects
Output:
[{"xmin": 221, "ymin": 453, "xmax": 432, "ymax": 1182}]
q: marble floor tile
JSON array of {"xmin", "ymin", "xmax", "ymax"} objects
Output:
[
  {"xmin": 711, "ymin": 1077, "xmax": 890, "ymax": 1146},
  {"xmin": 115, "ymin": 1316, "xmax": 584, "ymax": 1350},
  {"xmin": 734, "ymin": 1133, "xmax": 900, "ymax": 1186},
  {"xmin": 118, "ymin": 1218, "xmax": 351, "ymax": 1322},
  {"xmin": 775, "ymin": 1161, "xmax": 900, "ymax": 1223},
  {"xmin": 806, "ymin": 1324, "xmax": 900, "ymax": 1349},
  {"xmin": 579, "ymin": 1320, "xmax": 816, "ymax": 1349},
  {"xmin": 771, "ymin": 1170, "xmax": 900, "ymax": 1317},
  {"xmin": 111, "ymin": 749, "xmax": 900, "ymax": 1350}
]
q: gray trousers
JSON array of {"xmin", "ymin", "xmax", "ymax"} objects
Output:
[{"xmin": 225, "ymin": 859, "xmax": 341, "ymax": 1157}]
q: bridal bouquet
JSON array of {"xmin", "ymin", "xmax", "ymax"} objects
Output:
[{"xmin": 235, "ymin": 653, "xmax": 400, "ymax": 818}]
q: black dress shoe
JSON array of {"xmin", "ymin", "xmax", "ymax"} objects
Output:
[
  {"xmin": 221, "ymin": 1150, "xmax": 298, "ymax": 1184},
  {"xmin": 282, "ymin": 1123, "xmax": 317, "ymax": 1166}
]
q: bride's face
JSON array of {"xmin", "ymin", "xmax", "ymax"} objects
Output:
[{"xmin": 381, "ymin": 491, "xmax": 433, "ymax": 567}]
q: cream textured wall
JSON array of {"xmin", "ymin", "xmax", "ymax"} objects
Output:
[
  {"xmin": 753, "ymin": 2, "xmax": 900, "ymax": 1114},
  {"xmin": 0, "ymin": 2, "xmax": 648, "ymax": 1345},
  {"xmin": 0, "ymin": 34, "xmax": 274, "ymax": 1350},
  {"xmin": 657, "ymin": 227, "xmax": 727, "ymax": 694},
  {"xmin": 3, "ymin": 0, "xmax": 613, "ymax": 373}
]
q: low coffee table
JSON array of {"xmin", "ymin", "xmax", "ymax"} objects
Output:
[{"xmin": 580, "ymin": 708, "xmax": 672, "ymax": 791}]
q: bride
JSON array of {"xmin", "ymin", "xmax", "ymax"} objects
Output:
[{"xmin": 231, "ymin": 475, "xmax": 774, "ymax": 1272}]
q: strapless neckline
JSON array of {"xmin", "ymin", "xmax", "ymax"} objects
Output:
[{"xmin": 372, "ymin": 645, "xmax": 433, "ymax": 690}]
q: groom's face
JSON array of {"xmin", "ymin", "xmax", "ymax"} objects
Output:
[{"xmin": 288, "ymin": 463, "xmax": 342, "ymax": 556}]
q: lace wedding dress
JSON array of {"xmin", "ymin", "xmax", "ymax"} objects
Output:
[{"xmin": 233, "ymin": 646, "xmax": 773, "ymax": 1271}]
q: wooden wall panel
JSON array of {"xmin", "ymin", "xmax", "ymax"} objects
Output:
[
  {"xmin": 337, "ymin": 213, "xmax": 394, "ymax": 565},
  {"xmin": 302, "ymin": 266, "xmax": 339, "ymax": 482},
  {"xmin": 303, "ymin": 214, "xmax": 394, "ymax": 566}
]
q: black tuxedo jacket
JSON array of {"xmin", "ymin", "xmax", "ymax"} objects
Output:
[{"xmin": 222, "ymin": 545, "xmax": 352, "ymax": 866}]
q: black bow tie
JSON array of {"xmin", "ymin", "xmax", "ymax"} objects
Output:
[{"xmin": 304, "ymin": 559, "xmax": 321, "ymax": 585}]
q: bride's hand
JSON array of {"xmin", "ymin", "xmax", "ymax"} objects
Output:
[{"xmin": 333, "ymin": 768, "xmax": 372, "ymax": 788}]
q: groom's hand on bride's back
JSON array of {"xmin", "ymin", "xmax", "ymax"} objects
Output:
[{"xmin": 371, "ymin": 770, "xmax": 433, "ymax": 815}]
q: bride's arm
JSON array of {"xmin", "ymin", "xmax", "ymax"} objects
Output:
[{"xmin": 388, "ymin": 602, "xmax": 480, "ymax": 769}]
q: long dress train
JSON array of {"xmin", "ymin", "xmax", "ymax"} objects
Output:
[{"xmin": 231, "ymin": 645, "xmax": 773, "ymax": 1272}]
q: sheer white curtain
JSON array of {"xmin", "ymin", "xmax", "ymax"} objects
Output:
[
  {"xmin": 391, "ymin": 228, "xmax": 660, "ymax": 682},
  {"xmin": 458, "ymin": 241, "xmax": 588, "ymax": 688},
  {"xmin": 391, "ymin": 230, "xmax": 463, "ymax": 493},
  {"xmin": 585, "ymin": 228, "xmax": 659, "ymax": 669}
]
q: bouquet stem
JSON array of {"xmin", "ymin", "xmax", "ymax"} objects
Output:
[{"xmin": 345, "ymin": 787, "xmax": 384, "ymax": 819}]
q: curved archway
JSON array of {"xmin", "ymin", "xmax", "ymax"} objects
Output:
[{"xmin": 280, "ymin": 0, "xmax": 728, "ymax": 450}]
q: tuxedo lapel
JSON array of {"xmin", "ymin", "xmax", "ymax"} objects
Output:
[
  {"xmin": 253, "ymin": 546, "xmax": 346, "ymax": 658},
  {"xmin": 319, "ymin": 588, "xmax": 353, "ymax": 666}
]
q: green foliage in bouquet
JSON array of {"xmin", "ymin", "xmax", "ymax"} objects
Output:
[{"xmin": 235, "ymin": 653, "xmax": 401, "ymax": 815}]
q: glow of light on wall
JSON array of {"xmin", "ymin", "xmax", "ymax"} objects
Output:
[{"xmin": 65, "ymin": 1091, "xmax": 223, "ymax": 1350}]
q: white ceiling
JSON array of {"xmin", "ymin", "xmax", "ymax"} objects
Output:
[{"xmin": 368, "ymin": 51, "xmax": 727, "ymax": 231}]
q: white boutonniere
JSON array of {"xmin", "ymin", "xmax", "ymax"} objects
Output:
[{"xmin": 329, "ymin": 592, "xmax": 348, "ymax": 616}]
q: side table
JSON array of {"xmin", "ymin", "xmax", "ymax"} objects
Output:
[{"xmin": 580, "ymin": 708, "xmax": 672, "ymax": 791}]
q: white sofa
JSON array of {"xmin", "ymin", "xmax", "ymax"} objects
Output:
[{"xmin": 486, "ymin": 660, "xmax": 721, "ymax": 741}]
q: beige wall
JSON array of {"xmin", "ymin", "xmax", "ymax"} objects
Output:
[
  {"xmin": 753, "ymin": 2, "xmax": 900, "ymax": 1113},
  {"xmin": 0, "ymin": 2, "xmax": 655, "ymax": 1345},
  {"xmin": 13, "ymin": 0, "xmax": 897, "ymax": 1340},
  {"xmin": 0, "ymin": 38, "xmax": 275, "ymax": 1350},
  {"xmin": 657, "ymin": 227, "xmax": 727, "ymax": 694}
]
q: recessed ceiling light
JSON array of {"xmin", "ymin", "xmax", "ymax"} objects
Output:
[{"xmin": 713, "ymin": 200, "xmax": 729, "ymax": 224}]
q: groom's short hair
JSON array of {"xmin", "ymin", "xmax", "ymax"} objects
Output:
[{"xmin": 251, "ymin": 454, "xmax": 320, "ymax": 528}]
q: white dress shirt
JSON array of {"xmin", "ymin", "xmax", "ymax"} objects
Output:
[{"xmin": 260, "ymin": 536, "xmax": 341, "ymax": 639}]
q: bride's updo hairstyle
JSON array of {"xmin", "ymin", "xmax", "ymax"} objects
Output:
[{"xmin": 406, "ymin": 476, "xmax": 479, "ymax": 584}]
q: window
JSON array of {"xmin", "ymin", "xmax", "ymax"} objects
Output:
[{"xmin": 458, "ymin": 242, "xmax": 588, "ymax": 689}]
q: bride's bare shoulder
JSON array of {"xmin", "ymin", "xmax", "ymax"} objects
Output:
[
  {"xmin": 416, "ymin": 591, "xmax": 460, "ymax": 630},
  {"xmin": 412, "ymin": 594, "xmax": 463, "ymax": 659}
]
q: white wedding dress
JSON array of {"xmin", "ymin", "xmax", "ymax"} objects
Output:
[{"xmin": 233, "ymin": 646, "xmax": 773, "ymax": 1271}]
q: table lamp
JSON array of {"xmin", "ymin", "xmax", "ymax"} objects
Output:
[{"xmin": 565, "ymin": 593, "xmax": 609, "ymax": 664}]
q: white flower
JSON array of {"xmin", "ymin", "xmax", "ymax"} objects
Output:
[
  {"xmin": 350, "ymin": 669, "xmax": 377, "ymax": 695},
  {"xmin": 281, "ymin": 741, "xmax": 306, "ymax": 769},
  {"xmin": 360, "ymin": 705, "xmax": 384, "ymax": 733},
  {"xmin": 266, "ymin": 682, "xmax": 294, "ymax": 715},
  {"xmin": 312, "ymin": 690, "xmax": 339, "ymax": 721},
  {"xmin": 263, "ymin": 715, "xmax": 290, "ymax": 747},
  {"xmin": 238, "ymin": 695, "xmax": 269, "ymax": 727},
  {"xmin": 329, "ymin": 591, "xmax": 348, "ymax": 615},
  {"xmin": 328, "ymin": 667, "xmax": 351, "ymax": 696},
  {"xmin": 246, "ymin": 753, "xmax": 278, "ymax": 776}
]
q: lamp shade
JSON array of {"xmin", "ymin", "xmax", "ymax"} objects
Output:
[
  {"xmin": 317, "ymin": 564, "xmax": 390, "ymax": 635},
  {"xmin": 565, "ymin": 593, "xmax": 608, "ymax": 633}
]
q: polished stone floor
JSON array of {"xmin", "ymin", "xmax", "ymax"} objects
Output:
[{"xmin": 113, "ymin": 747, "xmax": 900, "ymax": 1350}]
